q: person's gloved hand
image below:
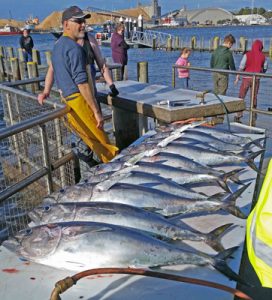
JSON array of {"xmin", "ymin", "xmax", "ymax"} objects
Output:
[{"xmin": 109, "ymin": 84, "xmax": 119, "ymax": 97}]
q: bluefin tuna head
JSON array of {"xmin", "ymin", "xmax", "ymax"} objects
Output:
[{"xmin": 3, "ymin": 225, "xmax": 61, "ymax": 260}]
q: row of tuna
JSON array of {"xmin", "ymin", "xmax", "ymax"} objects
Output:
[{"xmin": 3, "ymin": 122, "xmax": 265, "ymax": 286}]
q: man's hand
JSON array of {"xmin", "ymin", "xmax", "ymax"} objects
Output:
[
  {"xmin": 234, "ymin": 75, "xmax": 240, "ymax": 86},
  {"xmin": 109, "ymin": 84, "xmax": 119, "ymax": 97},
  {"xmin": 94, "ymin": 110, "xmax": 104, "ymax": 130},
  {"xmin": 37, "ymin": 92, "xmax": 49, "ymax": 105}
]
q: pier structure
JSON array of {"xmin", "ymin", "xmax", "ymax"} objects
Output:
[{"xmin": 130, "ymin": 30, "xmax": 272, "ymax": 56}]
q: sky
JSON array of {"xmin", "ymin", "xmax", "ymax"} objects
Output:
[{"xmin": 0, "ymin": 0, "xmax": 271, "ymax": 21}]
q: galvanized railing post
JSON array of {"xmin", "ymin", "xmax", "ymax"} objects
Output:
[
  {"xmin": 54, "ymin": 118, "xmax": 67, "ymax": 187},
  {"xmin": 249, "ymin": 75, "xmax": 257, "ymax": 127},
  {"xmin": 5, "ymin": 92, "xmax": 23, "ymax": 172},
  {"xmin": 172, "ymin": 65, "xmax": 176, "ymax": 88},
  {"xmin": 39, "ymin": 124, "xmax": 54, "ymax": 194}
]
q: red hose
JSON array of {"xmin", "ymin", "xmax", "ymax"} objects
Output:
[{"xmin": 50, "ymin": 267, "xmax": 252, "ymax": 300}]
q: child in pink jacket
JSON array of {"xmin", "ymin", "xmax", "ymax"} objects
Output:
[{"xmin": 176, "ymin": 47, "xmax": 191, "ymax": 88}]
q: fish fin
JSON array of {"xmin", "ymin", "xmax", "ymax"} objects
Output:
[
  {"xmin": 243, "ymin": 138, "xmax": 264, "ymax": 151},
  {"xmin": 221, "ymin": 183, "xmax": 251, "ymax": 219},
  {"xmin": 245, "ymin": 150, "xmax": 264, "ymax": 173},
  {"xmin": 205, "ymin": 223, "xmax": 233, "ymax": 252},
  {"xmin": 208, "ymin": 192, "xmax": 228, "ymax": 202},
  {"xmin": 250, "ymin": 137, "xmax": 265, "ymax": 149},
  {"xmin": 213, "ymin": 247, "xmax": 252, "ymax": 286},
  {"xmin": 220, "ymin": 168, "xmax": 244, "ymax": 185},
  {"xmin": 216, "ymin": 179, "xmax": 231, "ymax": 193}
]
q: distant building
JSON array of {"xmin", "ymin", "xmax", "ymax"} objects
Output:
[
  {"xmin": 142, "ymin": 0, "xmax": 161, "ymax": 19},
  {"xmin": 235, "ymin": 14, "xmax": 267, "ymax": 25},
  {"xmin": 170, "ymin": 7, "xmax": 234, "ymax": 25}
]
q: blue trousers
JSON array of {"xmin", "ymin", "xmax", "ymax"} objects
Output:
[
  {"xmin": 180, "ymin": 77, "xmax": 189, "ymax": 89},
  {"xmin": 23, "ymin": 51, "xmax": 33, "ymax": 63}
]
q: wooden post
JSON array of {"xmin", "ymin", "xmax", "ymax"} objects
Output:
[
  {"xmin": 17, "ymin": 48, "xmax": 24, "ymax": 61},
  {"xmin": 112, "ymin": 67, "xmax": 122, "ymax": 81},
  {"xmin": 191, "ymin": 36, "xmax": 197, "ymax": 50},
  {"xmin": 0, "ymin": 55, "xmax": 5, "ymax": 82},
  {"xmin": 27, "ymin": 62, "xmax": 40, "ymax": 92},
  {"xmin": 32, "ymin": 49, "xmax": 41, "ymax": 65},
  {"xmin": 0, "ymin": 46, "xmax": 4, "ymax": 57},
  {"xmin": 174, "ymin": 36, "xmax": 180, "ymax": 50},
  {"xmin": 137, "ymin": 61, "xmax": 148, "ymax": 135},
  {"xmin": 6, "ymin": 47, "xmax": 14, "ymax": 59},
  {"xmin": 239, "ymin": 37, "xmax": 247, "ymax": 53},
  {"xmin": 152, "ymin": 37, "xmax": 156, "ymax": 50},
  {"xmin": 269, "ymin": 39, "xmax": 272, "ymax": 60},
  {"xmin": 5, "ymin": 58, "xmax": 12, "ymax": 81},
  {"xmin": 19, "ymin": 61, "xmax": 26, "ymax": 80},
  {"xmin": 166, "ymin": 37, "xmax": 172, "ymax": 51},
  {"xmin": 137, "ymin": 61, "xmax": 148, "ymax": 83},
  {"xmin": 10, "ymin": 57, "xmax": 21, "ymax": 81},
  {"xmin": 213, "ymin": 36, "xmax": 220, "ymax": 50},
  {"xmin": 45, "ymin": 51, "xmax": 52, "ymax": 65}
]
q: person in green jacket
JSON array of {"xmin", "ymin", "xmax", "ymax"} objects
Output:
[{"xmin": 210, "ymin": 34, "xmax": 236, "ymax": 95}]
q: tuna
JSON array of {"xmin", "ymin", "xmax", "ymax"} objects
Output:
[
  {"xmin": 29, "ymin": 202, "xmax": 233, "ymax": 252},
  {"xmin": 3, "ymin": 221, "xmax": 248, "ymax": 285}
]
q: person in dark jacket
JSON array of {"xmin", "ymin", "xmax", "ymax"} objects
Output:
[
  {"xmin": 19, "ymin": 29, "xmax": 34, "ymax": 62},
  {"xmin": 210, "ymin": 34, "xmax": 236, "ymax": 95},
  {"xmin": 111, "ymin": 23, "xmax": 130, "ymax": 80},
  {"xmin": 234, "ymin": 39, "xmax": 268, "ymax": 121}
]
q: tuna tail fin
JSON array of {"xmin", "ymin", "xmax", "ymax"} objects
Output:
[
  {"xmin": 245, "ymin": 150, "xmax": 264, "ymax": 173},
  {"xmin": 250, "ymin": 137, "xmax": 265, "ymax": 149},
  {"xmin": 243, "ymin": 137, "xmax": 264, "ymax": 151},
  {"xmin": 208, "ymin": 192, "xmax": 228, "ymax": 202},
  {"xmin": 205, "ymin": 223, "xmax": 233, "ymax": 252},
  {"xmin": 221, "ymin": 168, "xmax": 244, "ymax": 185},
  {"xmin": 213, "ymin": 247, "xmax": 252, "ymax": 286},
  {"xmin": 217, "ymin": 179, "xmax": 231, "ymax": 193},
  {"xmin": 221, "ymin": 183, "xmax": 251, "ymax": 219}
]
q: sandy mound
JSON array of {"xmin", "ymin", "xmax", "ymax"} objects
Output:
[
  {"xmin": 0, "ymin": 19, "xmax": 24, "ymax": 28},
  {"xmin": 36, "ymin": 7, "xmax": 151, "ymax": 30}
]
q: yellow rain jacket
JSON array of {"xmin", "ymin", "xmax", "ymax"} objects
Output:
[
  {"xmin": 247, "ymin": 159, "xmax": 272, "ymax": 287},
  {"xmin": 63, "ymin": 93, "xmax": 118, "ymax": 163}
]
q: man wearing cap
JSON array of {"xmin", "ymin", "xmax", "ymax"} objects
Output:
[{"xmin": 50, "ymin": 6, "xmax": 118, "ymax": 163}]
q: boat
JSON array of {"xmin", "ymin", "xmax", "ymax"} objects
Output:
[{"xmin": 0, "ymin": 24, "xmax": 22, "ymax": 36}]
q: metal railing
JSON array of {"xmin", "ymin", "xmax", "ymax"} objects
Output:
[
  {"xmin": 130, "ymin": 30, "xmax": 272, "ymax": 53},
  {"xmin": 131, "ymin": 30, "xmax": 175, "ymax": 49},
  {"xmin": 0, "ymin": 80, "xmax": 90, "ymax": 239},
  {"xmin": 172, "ymin": 65, "xmax": 272, "ymax": 127}
]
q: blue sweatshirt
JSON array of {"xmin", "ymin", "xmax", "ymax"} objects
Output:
[{"xmin": 52, "ymin": 36, "xmax": 88, "ymax": 98}]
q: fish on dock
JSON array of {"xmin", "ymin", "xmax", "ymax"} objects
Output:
[
  {"xmin": 29, "ymin": 201, "xmax": 233, "ymax": 252},
  {"xmin": 2, "ymin": 221, "xmax": 249, "ymax": 285}
]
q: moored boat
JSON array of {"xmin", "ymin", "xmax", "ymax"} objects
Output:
[{"xmin": 0, "ymin": 24, "xmax": 22, "ymax": 36}]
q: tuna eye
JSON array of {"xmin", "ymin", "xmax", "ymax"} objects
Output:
[
  {"xmin": 44, "ymin": 205, "xmax": 51, "ymax": 211},
  {"xmin": 25, "ymin": 228, "xmax": 32, "ymax": 236}
]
